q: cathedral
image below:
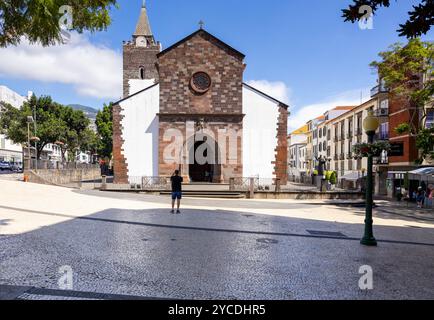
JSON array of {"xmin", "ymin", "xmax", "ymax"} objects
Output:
[{"xmin": 113, "ymin": 3, "xmax": 289, "ymax": 184}]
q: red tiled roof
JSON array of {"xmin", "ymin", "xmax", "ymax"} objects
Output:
[{"xmin": 332, "ymin": 106, "xmax": 356, "ymax": 111}]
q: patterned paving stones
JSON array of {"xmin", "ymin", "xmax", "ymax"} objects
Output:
[{"xmin": 0, "ymin": 180, "xmax": 433, "ymax": 300}]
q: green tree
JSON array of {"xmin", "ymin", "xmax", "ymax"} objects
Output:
[
  {"xmin": 370, "ymin": 38, "xmax": 434, "ymax": 162},
  {"xmin": 0, "ymin": 94, "xmax": 94, "ymax": 160},
  {"xmin": 96, "ymin": 103, "xmax": 113, "ymax": 158},
  {"xmin": 56, "ymin": 105, "xmax": 91, "ymax": 159},
  {"xmin": 80, "ymin": 128, "xmax": 101, "ymax": 159},
  {"xmin": 0, "ymin": 102, "xmax": 25, "ymax": 143},
  {"xmin": 0, "ymin": 0, "xmax": 118, "ymax": 47},
  {"xmin": 342, "ymin": 0, "xmax": 434, "ymax": 38}
]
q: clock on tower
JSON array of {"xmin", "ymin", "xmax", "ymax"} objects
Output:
[{"xmin": 136, "ymin": 36, "xmax": 147, "ymax": 47}]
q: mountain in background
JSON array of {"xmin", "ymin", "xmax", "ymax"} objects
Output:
[{"xmin": 68, "ymin": 104, "xmax": 98, "ymax": 132}]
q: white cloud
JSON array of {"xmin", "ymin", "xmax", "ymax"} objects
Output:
[
  {"xmin": 288, "ymin": 88, "xmax": 371, "ymax": 132},
  {"xmin": 246, "ymin": 80, "xmax": 291, "ymax": 104},
  {"xmin": 0, "ymin": 33, "xmax": 122, "ymax": 100}
]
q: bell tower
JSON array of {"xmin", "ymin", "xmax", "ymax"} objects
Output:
[{"xmin": 122, "ymin": 1, "xmax": 160, "ymax": 97}]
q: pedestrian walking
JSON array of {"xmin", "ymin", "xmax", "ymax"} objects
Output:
[
  {"xmin": 170, "ymin": 170, "xmax": 183, "ymax": 214},
  {"xmin": 416, "ymin": 187, "xmax": 426, "ymax": 208},
  {"xmin": 426, "ymin": 185, "xmax": 434, "ymax": 208}
]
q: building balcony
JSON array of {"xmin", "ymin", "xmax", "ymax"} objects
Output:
[
  {"xmin": 375, "ymin": 157, "xmax": 389, "ymax": 165},
  {"xmin": 371, "ymin": 84, "xmax": 389, "ymax": 97},
  {"xmin": 375, "ymin": 108, "xmax": 389, "ymax": 117},
  {"xmin": 334, "ymin": 155, "xmax": 339, "ymax": 161},
  {"xmin": 347, "ymin": 133, "xmax": 353, "ymax": 139},
  {"xmin": 375, "ymin": 133, "xmax": 389, "ymax": 141},
  {"xmin": 334, "ymin": 136, "xmax": 339, "ymax": 142},
  {"xmin": 339, "ymin": 154, "xmax": 345, "ymax": 160},
  {"xmin": 347, "ymin": 153, "xmax": 353, "ymax": 159}
]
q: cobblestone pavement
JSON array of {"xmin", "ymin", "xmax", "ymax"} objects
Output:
[
  {"xmin": 0, "ymin": 180, "xmax": 433, "ymax": 300},
  {"xmin": 0, "ymin": 172, "xmax": 22, "ymax": 181}
]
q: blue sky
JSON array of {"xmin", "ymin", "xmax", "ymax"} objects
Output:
[{"xmin": 0, "ymin": 0, "xmax": 432, "ymax": 130}]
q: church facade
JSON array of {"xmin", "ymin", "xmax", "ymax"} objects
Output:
[{"xmin": 113, "ymin": 4, "xmax": 289, "ymax": 184}]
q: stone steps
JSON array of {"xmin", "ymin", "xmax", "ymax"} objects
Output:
[{"xmin": 160, "ymin": 191, "xmax": 246, "ymax": 199}]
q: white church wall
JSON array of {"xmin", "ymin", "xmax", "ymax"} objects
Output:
[
  {"xmin": 128, "ymin": 79, "xmax": 156, "ymax": 96},
  {"xmin": 242, "ymin": 85, "xmax": 280, "ymax": 180},
  {"xmin": 120, "ymin": 84, "xmax": 159, "ymax": 180}
]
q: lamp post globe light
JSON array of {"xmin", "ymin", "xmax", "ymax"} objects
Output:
[{"xmin": 361, "ymin": 111, "xmax": 380, "ymax": 247}]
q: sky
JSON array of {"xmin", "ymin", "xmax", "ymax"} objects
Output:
[{"xmin": 0, "ymin": 0, "xmax": 432, "ymax": 132}]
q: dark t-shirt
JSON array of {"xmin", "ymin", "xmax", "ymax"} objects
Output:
[{"xmin": 171, "ymin": 175, "xmax": 183, "ymax": 192}]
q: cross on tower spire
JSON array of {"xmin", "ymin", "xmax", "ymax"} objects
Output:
[{"xmin": 199, "ymin": 20, "xmax": 205, "ymax": 30}]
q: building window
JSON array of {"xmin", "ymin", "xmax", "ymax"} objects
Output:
[
  {"xmin": 379, "ymin": 122, "xmax": 389, "ymax": 140},
  {"xmin": 0, "ymin": 138, "xmax": 5, "ymax": 149},
  {"xmin": 139, "ymin": 67, "xmax": 145, "ymax": 80},
  {"xmin": 426, "ymin": 110, "xmax": 434, "ymax": 128},
  {"xmin": 380, "ymin": 99, "xmax": 389, "ymax": 110}
]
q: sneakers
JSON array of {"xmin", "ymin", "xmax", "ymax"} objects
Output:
[
  {"xmin": 176, "ymin": 210, "xmax": 181, "ymax": 214},
  {"xmin": 171, "ymin": 210, "xmax": 175, "ymax": 214}
]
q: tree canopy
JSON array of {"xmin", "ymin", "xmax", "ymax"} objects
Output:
[
  {"xmin": 0, "ymin": 0, "xmax": 117, "ymax": 47},
  {"xmin": 342, "ymin": 0, "xmax": 434, "ymax": 38},
  {"xmin": 95, "ymin": 103, "xmax": 113, "ymax": 159},
  {"xmin": 0, "ymin": 95, "xmax": 98, "ymax": 160},
  {"xmin": 371, "ymin": 38, "xmax": 434, "ymax": 162}
]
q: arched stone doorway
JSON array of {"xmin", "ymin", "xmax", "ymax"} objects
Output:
[{"xmin": 186, "ymin": 134, "xmax": 221, "ymax": 183}]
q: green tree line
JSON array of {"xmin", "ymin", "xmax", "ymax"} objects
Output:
[{"xmin": 0, "ymin": 95, "xmax": 113, "ymax": 161}]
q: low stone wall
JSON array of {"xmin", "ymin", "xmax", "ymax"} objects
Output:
[
  {"xmin": 25, "ymin": 168, "xmax": 100, "ymax": 186},
  {"xmin": 252, "ymin": 191, "xmax": 365, "ymax": 200}
]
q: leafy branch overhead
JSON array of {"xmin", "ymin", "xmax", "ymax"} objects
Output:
[
  {"xmin": 0, "ymin": 0, "xmax": 118, "ymax": 47},
  {"xmin": 342, "ymin": 0, "xmax": 434, "ymax": 38}
]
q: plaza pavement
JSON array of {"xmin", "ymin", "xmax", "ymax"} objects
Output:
[{"xmin": 0, "ymin": 179, "xmax": 433, "ymax": 300}]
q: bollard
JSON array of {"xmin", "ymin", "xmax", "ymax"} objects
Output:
[
  {"xmin": 101, "ymin": 175, "xmax": 107, "ymax": 190},
  {"xmin": 229, "ymin": 178, "xmax": 235, "ymax": 191},
  {"xmin": 275, "ymin": 178, "xmax": 281, "ymax": 193},
  {"xmin": 249, "ymin": 177, "xmax": 255, "ymax": 199}
]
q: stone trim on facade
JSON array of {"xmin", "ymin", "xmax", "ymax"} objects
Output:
[
  {"xmin": 112, "ymin": 104, "xmax": 129, "ymax": 184},
  {"xmin": 273, "ymin": 105, "xmax": 289, "ymax": 184}
]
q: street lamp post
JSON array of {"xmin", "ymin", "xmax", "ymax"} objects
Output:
[
  {"xmin": 33, "ymin": 105, "xmax": 38, "ymax": 171},
  {"xmin": 26, "ymin": 116, "xmax": 34, "ymax": 170},
  {"xmin": 361, "ymin": 111, "xmax": 380, "ymax": 247}
]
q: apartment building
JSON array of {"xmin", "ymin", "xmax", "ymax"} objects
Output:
[
  {"xmin": 327, "ymin": 91, "xmax": 390, "ymax": 193},
  {"xmin": 288, "ymin": 125, "xmax": 308, "ymax": 178},
  {"xmin": 311, "ymin": 116, "xmax": 325, "ymax": 172},
  {"xmin": 0, "ymin": 86, "xmax": 28, "ymax": 164},
  {"xmin": 311, "ymin": 107, "xmax": 355, "ymax": 172}
]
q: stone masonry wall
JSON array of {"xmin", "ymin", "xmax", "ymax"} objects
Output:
[
  {"xmin": 112, "ymin": 104, "xmax": 129, "ymax": 184},
  {"xmin": 273, "ymin": 105, "xmax": 289, "ymax": 184},
  {"xmin": 123, "ymin": 43, "xmax": 160, "ymax": 98},
  {"xmin": 157, "ymin": 31, "xmax": 245, "ymax": 182},
  {"xmin": 157, "ymin": 30, "xmax": 245, "ymax": 115}
]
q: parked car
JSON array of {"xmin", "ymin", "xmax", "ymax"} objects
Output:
[
  {"xmin": 11, "ymin": 163, "xmax": 23, "ymax": 172},
  {"xmin": 0, "ymin": 161, "xmax": 12, "ymax": 171}
]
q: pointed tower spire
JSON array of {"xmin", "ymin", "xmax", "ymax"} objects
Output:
[{"xmin": 133, "ymin": 1, "xmax": 153, "ymax": 38}]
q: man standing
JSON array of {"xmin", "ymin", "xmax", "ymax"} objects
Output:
[{"xmin": 171, "ymin": 170, "xmax": 183, "ymax": 214}]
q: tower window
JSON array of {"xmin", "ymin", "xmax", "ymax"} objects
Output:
[{"xmin": 139, "ymin": 67, "xmax": 145, "ymax": 80}]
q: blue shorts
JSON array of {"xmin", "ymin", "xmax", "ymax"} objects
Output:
[{"xmin": 172, "ymin": 192, "xmax": 182, "ymax": 200}]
